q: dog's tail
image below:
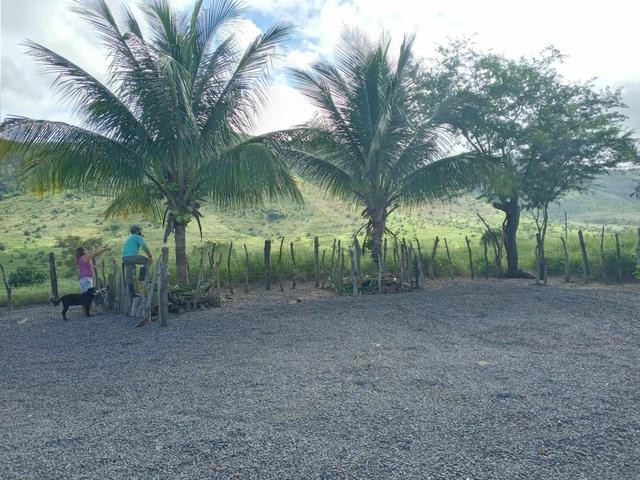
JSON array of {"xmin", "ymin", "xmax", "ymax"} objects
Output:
[{"xmin": 51, "ymin": 297, "xmax": 60, "ymax": 306}]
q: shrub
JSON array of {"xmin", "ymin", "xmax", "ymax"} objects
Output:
[
  {"xmin": 9, "ymin": 266, "xmax": 47, "ymax": 287},
  {"xmin": 0, "ymin": 242, "xmax": 6, "ymax": 251},
  {"xmin": 263, "ymin": 209, "xmax": 287, "ymax": 222}
]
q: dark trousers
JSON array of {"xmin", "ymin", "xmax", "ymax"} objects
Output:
[{"xmin": 123, "ymin": 255, "xmax": 149, "ymax": 297}]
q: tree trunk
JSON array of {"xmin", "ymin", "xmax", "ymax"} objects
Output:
[
  {"xmin": 493, "ymin": 199, "xmax": 520, "ymax": 277},
  {"xmin": 174, "ymin": 223, "xmax": 189, "ymax": 283},
  {"xmin": 370, "ymin": 209, "xmax": 387, "ymax": 263},
  {"xmin": 500, "ymin": 200, "xmax": 520, "ymax": 277}
]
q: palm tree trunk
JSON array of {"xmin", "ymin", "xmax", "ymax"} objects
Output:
[
  {"xmin": 174, "ymin": 223, "xmax": 189, "ymax": 283},
  {"xmin": 371, "ymin": 211, "xmax": 386, "ymax": 264}
]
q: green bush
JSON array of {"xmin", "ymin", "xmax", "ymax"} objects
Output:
[{"xmin": 9, "ymin": 266, "xmax": 47, "ymax": 287}]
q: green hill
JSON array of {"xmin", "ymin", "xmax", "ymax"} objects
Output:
[{"xmin": 0, "ymin": 169, "xmax": 638, "ymax": 305}]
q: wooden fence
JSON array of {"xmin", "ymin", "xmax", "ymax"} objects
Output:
[{"xmin": 1, "ymin": 228, "xmax": 640, "ymax": 317}]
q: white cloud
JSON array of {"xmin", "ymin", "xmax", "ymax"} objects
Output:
[
  {"xmin": 248, "ymin": 0, "xmax": 640, "ymax": 131},
  {"xmin": 252, "ymin": 82, "xmax": 316, "ymax": 135}
]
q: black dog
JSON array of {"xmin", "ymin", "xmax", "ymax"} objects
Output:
[{"xmin": 51, "ymin": 287, "xmax": 103, "ymax": 321}]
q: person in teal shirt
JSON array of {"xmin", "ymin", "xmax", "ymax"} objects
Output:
[{"xmin": 122, "ymin": 225, "xmax": 153, "ymax": 298}]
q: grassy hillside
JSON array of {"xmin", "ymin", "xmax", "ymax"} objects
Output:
[{"xmin": 0, "ymin": 170, "xmax": 638, "ymax": 306}]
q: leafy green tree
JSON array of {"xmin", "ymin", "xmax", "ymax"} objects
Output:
[
  {"xmin": 0, "ymin": 0, "xmax": 300, "ymax": 282},
  {"xmin": 418, "ymin": 41, "xmax": 637, "ymax": 277},
  {"xmin": 522, "ymin": 81, "xmax": 638, "ymax": 281},
  {"xmin": 285, "ymin": 31, "xmax": 492, "ymax": 262}
]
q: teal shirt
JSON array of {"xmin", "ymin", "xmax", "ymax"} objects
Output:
[{"xmin": 122, "ymin": 234, "xmax": 149, "ymax": 257}]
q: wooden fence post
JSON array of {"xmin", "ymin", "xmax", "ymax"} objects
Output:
[
  {"xmin": 159, "ymin": 247, "xmax": 169, "ymax": 327},
  {"xmin": 535, "ymin": 233, "xmax": 542, "ymax": 286},
  {"xmin": 578, "ymin": 230, "xmax": 590, "ymax": 284},
  {"xmin": 444, "ymin": 238, "xmax": 454, "ymax": 280},
  {"xmin": 599, "ymin": 226, "xmax": 608, "ymax": 285},
  {"xmin": 560, "ymin": 236, "xmax": 570, "ymax": 283},
  {"xmin": 264, "ymin": 240, "xmax": 272, "ymax": 291},
  {"xmin": 278, "ymin": 237, "xmax": 285, "ymax": 292},
  {"xmin": 409, "ymin": 243, "xmax": 418, "ymax": 288},
  {"xmin": 349, "ymin": 248, "xmax": 358, "ymax": 296},
  {"xmin": 330, "ymin": 239, "xmax": 337, "ymax": 273},
  {"xmin": 290, "ymin": 241, "xmax": 297, "ymax": 290},
  {"xmin": 428, "ymin": 236, "xmax": 439, "ymax": 280},
  {"xmin": 321, "ymin": 250, "xmax": 326, "ymax": 289},
  {"xmin": 227, "ymin": 241, "xmax": 234, "ymax": 295},
  {"xmin": 313, "ymin": 236, "xmax": 320, "ymax": 287},
  {"xmin": 48, "ymin": 252, "xmax": 59, "ymax": 302},
  {"xmin": 415, "ymin": 238, "xmax": 425, "ymax": 288},
  {"xmin": 0, "ymin": 263, "xmax": 12, "ymax": 311},
  {"xmin": 353, "ymin": 237, "xmax": 361, "ymax": 277},
  {"xmin": 399, "ymin": 238, "xmax": 406, "ymax": 292},
  {"xmin": 243, "ymin": 243, "xmax": 250, "ymax": 293},
  {"xmin": 615, "ymin": 233, "xmax": 622, "ymax": 284},
  {"xmin": 465, "ymin": 235, "xmax": 475, "ymax": 279}
]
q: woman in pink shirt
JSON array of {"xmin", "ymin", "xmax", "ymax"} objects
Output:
[{"xmin": 75, "ymin": 246, "xmax": 111, "ymax": 292}]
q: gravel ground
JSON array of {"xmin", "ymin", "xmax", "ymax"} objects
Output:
[{"xmin": 1, "ymin": 279, "xmax": 639, "ymax": 479}]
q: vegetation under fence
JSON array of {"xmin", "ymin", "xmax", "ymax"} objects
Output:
[{"xmin": 1, "ymin": 227, "xmax": 639, "ymax": 309}]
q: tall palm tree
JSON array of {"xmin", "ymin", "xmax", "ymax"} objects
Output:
[
  {"xmin": 0, "ymin": 0, "xmax": 301, "ymax": 282},
  {"xmin": 285, "ymin": 31, "xmax": 492, "ymax": 261}
]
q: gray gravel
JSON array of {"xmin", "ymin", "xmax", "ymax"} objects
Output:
[{"xmin": 1, "ymin": 280, "xmax": 639, "ymax": 479}]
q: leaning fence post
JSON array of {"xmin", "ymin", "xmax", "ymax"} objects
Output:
[
  {"xmin": 264, "ymin": 240, "xmax": 271, "ymax": 291},
  {"xmin": 465, "ymin": 235, "xmax": 475, "ymax": 279},
  {"xmin": 159, "ymin": 247, "xmax": 169, "ymax": 327},
  {"xmin": 313, "ymin": 236, "xmax": 320, "ymax": 287},
  {"xmin": 48, "ymin": 252, "xmax": 59, "ymax": 302},
  {"xmin": 444, "ymin": 238, "xmax": 454, "ymax": 280},
  {"xmin": 578, "ymin": 230, "xmax": 590, "ymax": 284}
]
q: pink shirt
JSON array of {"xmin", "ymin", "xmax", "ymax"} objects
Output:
[{"xmin": 77, "ymin": 256, "xmax": 94, "ymax": 278}]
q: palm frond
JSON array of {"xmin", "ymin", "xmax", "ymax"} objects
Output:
[
  {"xmin": 394, "ymin": 153, "xmax": 500, "ymax": 204},
  {"xmin": 198, "ymin": 23, "xmax": 293, "ymax": 137},
  {"xmin": 104, "ymin": 185, "xmax": 163, "ymax": 220},
  {"xmin": 2, "ymin": 117, "xmax": 145, "ymax": 194},
  {"xmin": 191, "ymin": 140, "xmax": 301, "ymax": 208}
]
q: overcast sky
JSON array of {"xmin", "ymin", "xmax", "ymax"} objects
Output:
[{"xmin": 2, "ymin": 0, "xmax": 639, "ymax": 134}]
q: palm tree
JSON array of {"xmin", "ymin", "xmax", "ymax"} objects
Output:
[
  {"xmin": 285, "ymin": 31, "xmax": 492, "ymax": 261},
  {"xmin": 0, "ymin": 0, "xmax": 300, "ymax": 282}
]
